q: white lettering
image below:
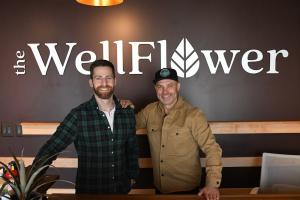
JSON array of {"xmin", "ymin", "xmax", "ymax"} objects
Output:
[
  {"xmin": 27, "ymin": 43, "xmax": 76, "ymax": 75},
  {"xmin": 241, "ymin": 49, "xmax": 263, "ymax": 74},
  {"xmin": 14, "ymin": 50, "xmax": 26, "ymax": 75},
  {"xmin": 129, "ymin": 42, "xmax": 155, "ymax": 74},
  {"xmin": 157, "ymin": 40, "xmax": 167, "ymax": 69},
  {"xmin": 24, "ymin": 39, "xmax": 288, "ymax": 77},
  {"xmin": 75, "ymin": 51, "xmax": 96, "ymax": 75},
  {"xmin": 267, "ymin": 49, "xmax": 289, "ymax": 74},
  {"xmin": 201, "ymin": 50, "xmax": 240, "ymax": 74},
  {"xmin": 114, "ymin": 40, "xmax": 125, "ymax": 74},
  {"xmin": 100, "ymin": 41, "xmax": 109, "ymax": 60}
]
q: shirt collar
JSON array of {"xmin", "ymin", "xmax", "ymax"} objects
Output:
[{"xmin": 88, "ymin": 95, "xmax": 122, "ymax": 111}]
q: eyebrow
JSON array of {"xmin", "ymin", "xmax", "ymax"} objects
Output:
[
  {"xmin": 94, "ymin": 75, "xmax": 113, "ymax": 78},
  {"xmin": 156, "ymin": 83, "xmax": 176, "ymax": 87}
]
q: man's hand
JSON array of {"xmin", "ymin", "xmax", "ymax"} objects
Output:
[
  {"xmin": 120, "ymin": 99, "xmax": 135, "ymax": 109},
  {"xmin": 130, "ymin": 179, "xmax": 136, "ymax": 186},
  {"xmin": 198, "ymin": 186, "xmax": 220, "ymax": 200}
]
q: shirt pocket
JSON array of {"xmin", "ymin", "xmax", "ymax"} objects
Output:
[
  {"xmin": 167, "ymin": 127, "xmax": 192, "ymax": 156},
  {"xmin": 147, "ymin": 125, "xmax": 161, "ymax": 145},
  {"xmin": 148, "ymin": 126, "xmax": 160, "ymax": 134}
]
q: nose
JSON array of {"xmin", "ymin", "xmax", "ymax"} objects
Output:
[
  {"xmin": 100, "ymin": 78, "xmax": 107, "ymax": 86},
  {"xmin": 162, "ymin": 88, "xmax": 169, "ymax": 95}
]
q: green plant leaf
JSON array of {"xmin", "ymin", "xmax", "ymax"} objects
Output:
[
  {"xmin": 32, "ymin": 179, "xmax": 75, "ymax": 193},
  {"xmin": 25, "ymin": 165, "xmax": 51, "ymax": 194},
  {"xmin": 28, "ymin": 192, "xmax": 45, "ymax": 200},
  {"xmin": 19, "ymin": 160, "xmax": 26, "ymax": 194},
  {"xmin": 2, "ymin": 151, "xmax": 74, "ymax": 200},
  {"xmin": 28, "ymin": 152, "xmax": 61, "ymax": 182}
]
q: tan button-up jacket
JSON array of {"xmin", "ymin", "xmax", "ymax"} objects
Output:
[{"xmin": 136, "ymin": 97, "xmax": 222, "ymax": 193}]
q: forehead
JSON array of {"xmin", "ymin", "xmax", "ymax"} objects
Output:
[
  {"xmin": 92, "ymin": 66, "xmax": 113, "ymax": 76},
  {"xmin": 156, "ymin": 79, "xmax": 177, "ymax": 86}
]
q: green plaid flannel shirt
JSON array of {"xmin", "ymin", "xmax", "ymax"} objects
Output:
[{"xmin": 34, "ymin": 95, "xmax": 139, "ymax": 194}]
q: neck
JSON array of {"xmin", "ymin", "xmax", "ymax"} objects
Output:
[{"xmin": 94, "ymin": 94, "xmax": 115, "ymax": 112}]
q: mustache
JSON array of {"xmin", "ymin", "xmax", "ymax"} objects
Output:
[{"xmin": 96, "ymin": 86, "xmax": 113, "ymax": 89}]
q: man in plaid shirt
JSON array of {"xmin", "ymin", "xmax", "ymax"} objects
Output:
[{"xmin": 34, "ymin": 59, "xmax": 139, "ymax": 194}]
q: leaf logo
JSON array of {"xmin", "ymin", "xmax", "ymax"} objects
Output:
[{"xmin": 170, "ymin": 38, "xmax": 200, "ymax": 78}]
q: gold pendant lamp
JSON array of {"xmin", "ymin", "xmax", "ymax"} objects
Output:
[{"xmin": 76, "ymin": 0, "xmax": 124, "ymax": 6}]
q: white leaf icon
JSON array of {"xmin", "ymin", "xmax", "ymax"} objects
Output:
[{"xmin": 170, "ymin": 38, "xmax": 200, "ymax": 78}]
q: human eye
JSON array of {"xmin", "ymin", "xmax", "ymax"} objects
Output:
[
  {"xmin": 155, "ymin": 85, "xmax": 162, "ymax": 89},
  {"xmin": 167, "ymin": 83, "xmax": 175, "ymax": 88},
  {"xmin": 94, "ymin": 76, "xmax": 103, "ymax": 81}
]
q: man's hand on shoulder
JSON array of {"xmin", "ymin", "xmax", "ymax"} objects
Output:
[
  {"xmin": 198, "ymin": 186, "xmax": 219, "ymax": 200},
  {"xmin": 120, "ymin": 99, "xmax": 135, "ymax": 109}
]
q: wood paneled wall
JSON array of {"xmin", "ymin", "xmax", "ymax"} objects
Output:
[{"xmin": 1, "ymin": 121, "xmax": 300, "ymax": 194}]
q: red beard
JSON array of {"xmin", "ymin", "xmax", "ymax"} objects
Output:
[{"xmin": 94, "ymin": 86, "xmax": 114, "ymax": 99}]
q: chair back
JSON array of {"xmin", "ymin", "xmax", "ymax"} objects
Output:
[{"xmin": 259, "ymin": 153, "xmax": 300, "ymax": 193}]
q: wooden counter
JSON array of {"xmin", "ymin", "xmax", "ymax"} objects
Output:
[{"xmin": 48, "ymin": 194, "xmax": 300, "ymax": 200}]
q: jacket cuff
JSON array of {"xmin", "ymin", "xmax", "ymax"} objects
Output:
[{"xmin": 206, "ymin": 177, "xmax": 221, "ymax": 188}]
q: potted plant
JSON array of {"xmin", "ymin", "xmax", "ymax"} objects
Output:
[{"xmin": 0, "ymin": 152, "xmax": 74, "ymax": 200}]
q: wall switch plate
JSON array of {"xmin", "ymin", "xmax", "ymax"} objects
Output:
[
  {"xmin": 1, "ymin": 122, "xmax": 15, "ymax": 137},
  {"xmin": 16, "ymin": 124, "xmax": 22, "ymax": 136}
]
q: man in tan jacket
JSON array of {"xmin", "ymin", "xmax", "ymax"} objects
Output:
[{"xmin": 136, "ymin": 68, "xmax": 222, "ymax": 200}]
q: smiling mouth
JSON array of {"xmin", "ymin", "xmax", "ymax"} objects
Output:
[{"xmin": 98, "ymin": 87, "xmax": 111, "ymax": 92}]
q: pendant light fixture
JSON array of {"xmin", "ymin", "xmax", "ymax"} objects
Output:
[{"xmin": 76, "ymin": 0, "xmax": 124, "ymax": 6}]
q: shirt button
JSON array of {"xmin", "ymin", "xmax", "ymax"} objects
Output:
[
  {"xmin": 160, "ymin": 160, "xmax": 163, "ymax": 163},
  {"xmin": 112, "ymin": 176, "xmax": 115, "ymax": 180},
  {"xmin": 112, "ymin": 164, "xmax": 115, "ymax": 167},
  {"xmin": 108, "ymin": 126, "xmax": 110, "ymax": 129},
  {"xmin": 161, "ymin": 174, "xmax": 164, "ymax": 176},
  {"xmin": 102, "ymin": 114, "xmax": 105, "ymax": 117},
  {"xmin": 162, "ymin": 145, "xmax": 165, "ymax": 148},
  {"xmin": 111, "ymin": 151, "xmax": 114, "ymax": 154},
  {"xmin": 111, "ymin": 138, "xmax": 114, "ymax": 142}
]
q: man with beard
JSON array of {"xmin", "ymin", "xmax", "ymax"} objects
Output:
[{"xmin": 33, "ymin": 59, "xmax": 139, "ymax": 194}]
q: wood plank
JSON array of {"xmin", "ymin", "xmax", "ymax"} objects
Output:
[
  {"xmin": 20, "ymin": 121, "xmax": 300, "ymax": 135},
  {"xmin": 47, "ymin": 188, "xmax": 155, "ymax": 195},
  {"xmin": 46, "ymin": 188, "xmax": 257, "ymax": 195},
  {"xmin": 21, "ymin": 122, "xmax": 59, "ymax": 135},
  {"xmin": 141, "ymin": 156, "xmax": 262, "ymax": 168},
  {"xmin": 220, "ymin": 188, "xmax": 253, "ymax": 195},
  {"xmin": 47, "ymin": 188, "xmax": 75, "ymax": 194},
  {"xmin": 210, "ymin": 121, "xmax": 300, "ymax": 134},
  {"xmin": 0, "ymin": 157, "xmax": 262, "ymax": 168}
]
